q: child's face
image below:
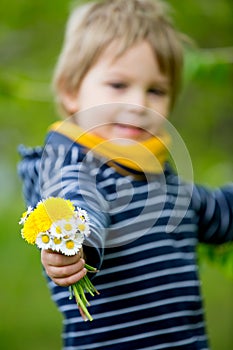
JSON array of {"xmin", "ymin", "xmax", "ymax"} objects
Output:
[{"xmin": 64, "ymin": 41, "xmax": 171, "ymax": 141}]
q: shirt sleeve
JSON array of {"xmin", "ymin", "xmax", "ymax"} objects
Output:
[
  {"xmin": 192, "ymin": 183, "xmax": 233, "ymax": 244},
  {"xmin": 39, "ymin": 140, "xmax": 110, "ymax": 270}
]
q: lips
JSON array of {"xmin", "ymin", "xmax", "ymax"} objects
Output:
[{"xmin": 113, "ymin": 123, "xmax": 148, "ymax": 139}]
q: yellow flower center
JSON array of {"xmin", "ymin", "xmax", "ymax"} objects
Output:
[
  {"xmin": 54, "ymin": 237, "xmax": 62, "ymax": 245},
  {"xmin": 64, "ymin": 223, "xmax": 72, "ymax": 231},
  {"xmin": 78, "ymin": 223, "xmax": 85, "ymax": 231},
  {"xmin": 66, "ymin": 240, "xmax": 75, "ymax": 249},
  {"xmin": 56, "ymin": 226, "xmax": 62, "ymax": 234},
  {"xmin": 42, "ymin": 234, "xmax": 50, "ymax": 243}
]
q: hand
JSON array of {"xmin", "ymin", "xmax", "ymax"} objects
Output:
[{"xmin": 41, "ymin": 249, "xmax": 87, "ymax": 287}]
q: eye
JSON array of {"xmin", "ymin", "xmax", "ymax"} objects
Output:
[
  {"xmin": 108, "ymin": 82, "xmax": 127, "ymax": 90},
  {"xmin": 148, "ymin": 87, "xmax": 167, "ymax": 96}
]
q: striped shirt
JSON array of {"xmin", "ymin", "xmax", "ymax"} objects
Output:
[{"xmin": 18, "ymin": 131, "xmax": 233, "ymax": 350}]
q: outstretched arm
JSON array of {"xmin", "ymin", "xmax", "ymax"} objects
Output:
[
  {"xmin": 39, "ymin": 140, "xmax": 109, "ymax": 275},
  {"xmin": 192, "ymin": 183, "xmax": 233, "ymax": 244}
]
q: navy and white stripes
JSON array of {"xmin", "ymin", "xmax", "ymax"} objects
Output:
[{"xmin": 18, "ymin": 132, "xmax": 233, "ymax": 350}]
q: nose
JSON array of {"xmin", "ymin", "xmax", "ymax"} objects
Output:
[
  {"xmin": 127, "ymin": 103, "xmax": 146, "ymax": 117},
  {"xmin": 125, "ymin": 90, "xmax": 148, "ymax": 114}
]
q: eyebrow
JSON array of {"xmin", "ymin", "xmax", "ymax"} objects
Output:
[{"xmin": 106, "ymin": 70, "xmax": 170, "ymax": 85}]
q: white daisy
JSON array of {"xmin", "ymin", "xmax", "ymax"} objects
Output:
[
  {"xmin": 60, "ymin": 238, "xmax": 81, "ymax": 256},
  {"xmin": 35, "ymin": 232, "xmax": 52, "ymax": 250},
  {"xmin": 50, "ymin": 236, "xmax": 63, "ymax": 252},
  {"xmin": 76, "ymin": 219, "xmax": 90, "ymax": 237},
  {"xmin": 50, "ymin": 218, "xmax": 77, "ymax": 238},
  {"xmin": 73, "ymin": 231, "xmax": 85, "ymax": 246},
  {"xmin": 76, "ymin": 208, "xmax": 90, "ymax": 222}
]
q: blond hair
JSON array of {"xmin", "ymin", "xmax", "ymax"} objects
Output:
[{"xmin": 53, "ymin": 0, "xmax": 185, "ymax": 114}]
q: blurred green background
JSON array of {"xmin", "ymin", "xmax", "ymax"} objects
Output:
[{"xmin": 0, "ymin": 0, "xmax": 232, "ymax": 349}]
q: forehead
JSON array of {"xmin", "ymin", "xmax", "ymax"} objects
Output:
[{"xmin": 93, "ymin": 40, "xmax": 170, "ymax": 82}]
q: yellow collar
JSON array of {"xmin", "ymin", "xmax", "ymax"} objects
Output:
[{"xmin": 49, "ymin": 121, "xmax": 170, "ymax": 175}]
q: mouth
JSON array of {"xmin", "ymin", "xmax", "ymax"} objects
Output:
[{"xmin": 113, "ymin": 123, "xmax": 149, "ymax": 139}]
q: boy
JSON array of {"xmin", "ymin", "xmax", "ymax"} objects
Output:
[{"xmin": 19, "ymin": 0, "xmax": 233, "ymax": 349}]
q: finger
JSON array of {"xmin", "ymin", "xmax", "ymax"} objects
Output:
[
  {"xmin": 41, "ymin": 249, "xmax": 83, "ymax": 267},
  {"xmin": 51, "ymin": 266, "xmax": 87, "ymax": 287},
  {"xmin": 46, "ymin": 258, "xmax": 86, "ymax": 279}
]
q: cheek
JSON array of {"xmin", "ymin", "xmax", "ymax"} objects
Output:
[
  {"xmin": 76, "ymin": 107, "xmax": 115, "ymax": 131},
  {"xmin": 152, "ymin": 99, "xmax": 170, "ymax": 118},
  {"xmin": 91, "ymin": 126, "xmax": 110, "ymax": 138},
  {"xmin": 148, "ymin": 108, "xmax": 169, "ymax": 135}
]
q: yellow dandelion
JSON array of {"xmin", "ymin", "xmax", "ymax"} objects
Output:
[
  {"xmin": 40, "ymin": 197, "xmax": 75, "ymax": 223},
  {"xmin": 21, "ymin": 210, "xmax": 40, "ymax": 244},
  {"xmin": 19, "ymin": 206, "xmax": 33, "ymax": 225},
  {"xmin": 33, "ymin": 202, "xmax": 52, "ymax": 232},
  {"xmin": 19, "ymin": 196, "xmax": 99, "ymax": 322}
]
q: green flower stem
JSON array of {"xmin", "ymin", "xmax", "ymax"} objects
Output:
[
  {"xmin": 83, "ymin": 275, "xmax": 100, "ymax": 295},
  {"xmin": 72, "ymin": 284, "xmax": 93, "ymax": 322},
  {"xmin": 84, "ymin": 263, "xmax": 98, "ymax": 272},
  {"xmin": 70, "ymin": 263, "xmax": 99, "ymax": 321},
  {"xmin": 77, "ymin": 280, "xmax": 90, "ymax": 306}
]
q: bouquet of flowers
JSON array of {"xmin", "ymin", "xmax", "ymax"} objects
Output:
[{"xmin": 19, "ymin": 197, "xmax": 99, "ymax": 321}]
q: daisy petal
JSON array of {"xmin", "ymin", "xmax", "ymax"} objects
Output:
[{"xmin": 35, "ymin": 232, "xmax": 52, "ymax": 250}]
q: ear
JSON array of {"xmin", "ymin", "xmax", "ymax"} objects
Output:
[{"xmin": 60, "ymin": 89, "xmax": 80, "ymax": 115}]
